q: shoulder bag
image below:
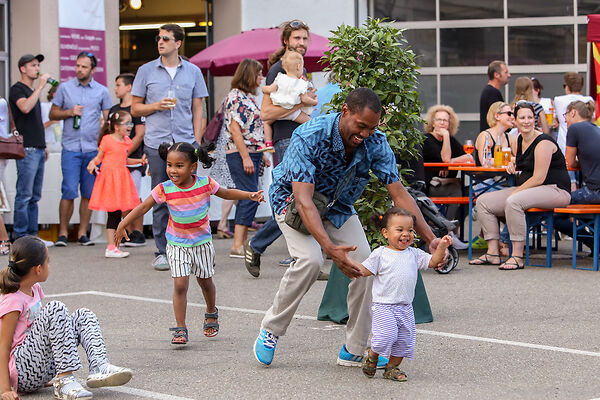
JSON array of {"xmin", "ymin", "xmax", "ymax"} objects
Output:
[
  {"xmin": 284, "ymin": 167, "xmax": 355, "ymax": 235},
  {"xmin": 203, "ymin": 99, "xmax": 226, "ymax": 144},
  {"xmin": 0, "ymin": 131, "xmax": 25, "ymax": 160}
]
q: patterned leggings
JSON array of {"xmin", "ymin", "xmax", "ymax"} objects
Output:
[{"xmin": 14, "ymin": 301, "xmax": 109, "ymax": 393}]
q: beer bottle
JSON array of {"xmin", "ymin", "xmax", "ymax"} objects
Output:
[
  {"xmin": 73, "ymin": 105, "xmax": 81, "ymax": 129},
  {"xmin": 39, "ymin": 72, "xmax": 59, "ymax": 87}
]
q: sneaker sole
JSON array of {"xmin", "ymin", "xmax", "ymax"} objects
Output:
[
  {"xmin": 230, "ymin": 254, "xmax": 244, "ymax": 259},
  {"xmin": 105, "ymin": 254, "xmax": 130, "ymax": 258},
  {"xmin": 153, "ymin": 265, "xmax": 170, "ymax": 271},
  {"xmin": 337, "ymin": 356, "xmax": 387, "ymax": 369},
  {"xmin": 79, "ymin": 242, "xmax": 95, "ymax": 246},
  {"xmin": 54, "ymin": 242, "xmax": 67, "ymax": 247},
  {"xmin": 86, "ymin": 370, "xmax": 132, "ymax": 388},
  {"xmin": 55, "ymin": 391, "xmax": 93, "ymax": 400},
  {"xmin": 253, "ymin": 335, "xmax": 272, "ymax": 367},
  {"xmin": 122, "ymin": 242, "xmax": 147, "ymax": 247}
]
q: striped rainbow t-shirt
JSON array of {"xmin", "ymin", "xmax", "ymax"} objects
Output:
[{"xmin": 151, "ymin": 175, "xmax": 220, "ymax": 247}]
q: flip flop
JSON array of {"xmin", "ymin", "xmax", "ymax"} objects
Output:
[
  {"xmin": 498, "ymin": 256, "xmax": 524, "ymax": 270},
  {"xmin": 469, "ymin": 254, "xmax": 501, "ymax": 265}
]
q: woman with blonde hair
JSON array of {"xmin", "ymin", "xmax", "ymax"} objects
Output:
[
  {"xmin": 422, "ymin": 104, "xmax": 473, "ymax": 246},
  {"xmin": 511, "ymin": 76, "xmax": 549, "ymax": 133}
]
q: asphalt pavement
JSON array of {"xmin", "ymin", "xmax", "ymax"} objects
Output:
[{"xmin": 17, "ymin": 233, "xmax": 600, "ymax": 400}]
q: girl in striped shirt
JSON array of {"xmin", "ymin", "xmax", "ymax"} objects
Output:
[
  {"xmin": 115, "ymin": 142, "xmax": 264, "ymax": 345},
  {"xmin": 358, "ymin": 208, "xmax": 451, "ymax": 382}
]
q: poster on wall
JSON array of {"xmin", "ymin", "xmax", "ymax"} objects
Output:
[{"xmin": 58, "ymin": 0, "xmax": 107, "ymax": 85}]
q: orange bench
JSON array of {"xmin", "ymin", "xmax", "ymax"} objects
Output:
[
  {"xmin": 429, "ymin": 197, "xmax": 470, "ymax": 205},
  {"xmin": 553, "ymin": 206, "xmax": 600, "ymax": 271}
]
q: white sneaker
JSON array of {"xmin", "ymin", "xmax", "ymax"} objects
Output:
[
  {"xmin": 86, "ymin": 363, "xmax": 133, "ymax": 388},
  {"xmin": 54, "ymin": 374, "xmax": 93, "ymax": 399},
  {"xmin": 105, "ymin": 248, "xmax": 130, "ymax": 258},
  {"xmin": 449, "ymin": 232, "xmax": 468, "ymax": 250},
  {"xmin": 37, "ymin": 237, "xmax": 54, "ymax": 248}
]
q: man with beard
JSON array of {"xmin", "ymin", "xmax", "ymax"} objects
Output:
[
  {"xmin": 50, "ymin": 52, "xmax": 112, "ymax": 246},
  {"xmin": 244, "ymin": 20, "xmax": 320, "ymax": 278}
]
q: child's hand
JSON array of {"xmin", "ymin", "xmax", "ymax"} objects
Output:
[
  {"xmin": 86, "ymin": 160, "xmax": 98, "ymax": 175},
  {"xmin": 141, "ymin": 154, "xmax": 148, "ymax": 166},
  {"xmin": 440, "ymin": 234, "xmax": 452, "ymax": 248},
  {"xmin": 1, "ymin": 390, "xmax": 20, "ymax": 400},
  {"xmin": 249, "ymin": 190, "xmax": 265, "ymax": 202},
  {"xmin": 114, "ymin": 225, "xmax": 129, "ymax": 249}
]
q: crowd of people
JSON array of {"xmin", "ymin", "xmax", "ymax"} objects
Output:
[
  {"xmin": 421, "ymin": 59, "xmax": 599, "ymax": 269},
  {"xmin": 0, "ymin": 18, "xmax": 596, "ymax": 399}
]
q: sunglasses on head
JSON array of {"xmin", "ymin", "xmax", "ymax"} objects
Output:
[
  {"xmin": 288, "ymin": 20, "xmax": 308, "ymax": 29},
  {"xmin": 155, "ymin": 35, "xmax": 175, "ymax": 43}
]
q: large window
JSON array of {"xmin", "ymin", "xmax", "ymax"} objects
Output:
[{"xmin": 372, "ymin": 0, "xmax": 588, "ymax": 141}]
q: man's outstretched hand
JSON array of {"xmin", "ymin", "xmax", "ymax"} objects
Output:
[{"xmin": 325, "ymin": 244, "xmax": 363, "ymax": 279}]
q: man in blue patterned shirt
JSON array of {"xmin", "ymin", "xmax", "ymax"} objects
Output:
[{"xmin": 254, "ymin": 88, "xmax": 441, "ymax": 367}]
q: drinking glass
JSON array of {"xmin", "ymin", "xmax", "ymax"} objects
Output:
[{"xmin": 463, "ymin": 139, "xmax": 474, "ymax": 155}]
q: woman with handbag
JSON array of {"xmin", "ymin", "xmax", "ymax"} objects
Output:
[{"xmin": 223, "ymin": 59, "xmax": 269, "ymax": 257}]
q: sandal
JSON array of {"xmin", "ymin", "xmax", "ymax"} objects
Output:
[
  {"xmin": 498, "ymin": 255, "xmax": 524, "ymax": 270},
  {"xmin": 0, "ymin": 240, "xmax": 10, "ymax": 256},
  {"xmin": 170, "ymin": 327, "xmax": 188, "ymax": 345},
  {"xmin": 203, "ymin": 307, "xmax": 219, "ymax": 337},
  {"xmin": 383, "ymin": 366, "xmax": 408, "ymax": 382},
  {"xmin": 361, "ymin": 356, "xmax": 378, "ymax": 378},
  {"xmin": 216, "ymin": 228, "xmax": 233, "ymax": 239},
  {"xmin": 469, "ymin": 253, "xmax": 501, "ymax": 265}
]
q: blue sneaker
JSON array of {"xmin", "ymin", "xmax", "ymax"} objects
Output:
[
  {"xmin": 336, "ymin": 345, "xmax": 388, "ymax": 369},
  {"xmin": 254, "ymin": 329, "xmax": 278, "ymax": 366}
]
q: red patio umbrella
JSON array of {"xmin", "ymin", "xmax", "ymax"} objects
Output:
[{"xmin": 189, "ymin": 27, "xmax": 330, "ymax": 76}]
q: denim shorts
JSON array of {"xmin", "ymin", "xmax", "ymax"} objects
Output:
[{"xmin": 61, "ymin": 150, "xmax": 97, "ymax": 200}]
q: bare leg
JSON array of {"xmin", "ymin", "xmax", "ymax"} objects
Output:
[
  {"xmin": 106, "ymin": 228, "xmax": 115, "ymax": 247},
  {"xmin": 499, "ymin": 240, "xmax": 524, "ymax": 269},
  {"xmin": 172, "ymin": 277, "xmax": 189, "ymax": 327},
  {"xmin": 197, "ymin": 277, "xmax": 217, "ymax": 336},
  {"xmin": 292, "ymin": 111, "xmax": 311, "ymax": 125},
  {"xmin": 232, "ymin": 224, "xmax": 248, "ymax": 250},
  {"xmin": 263, "ymin": 122, "xmax": 273, "ymax": 144},
  {"xmin": 78, "ymin": 198, "xmax": 92, "ymax": 238},
  {"xmin": 218, "ymin": 200, "xmax": 236, "ymax": 231},
  {"xmin": 0, "ymin": 215, "xmax": 9, "ymax": 241},
  {"xmin": 59, "ymin": 199, "xmax": 74, "ymax": 237}
]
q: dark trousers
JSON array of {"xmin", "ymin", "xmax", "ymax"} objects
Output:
[{"xmin": 226, "ymin": 152, "xmax": 262, "ymax": 226}]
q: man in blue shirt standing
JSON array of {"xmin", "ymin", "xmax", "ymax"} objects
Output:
[
  {"xmin": 50, "ymin": 52, "xmax": 112, "ymax": 246},
  {"xmin": 253, "ymin": 88, "xmax": 442, "ymax": 367},
  {"xmin": 131, "ymin": 23, "xmax": 208, "ymax": 271}
]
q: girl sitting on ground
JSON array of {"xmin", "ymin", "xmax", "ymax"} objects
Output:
[
  {"xmin": 115, "ymin": 142, "xmax": 264, "ymax": 345},
  {"xmin": 358, "ymin": 208, "xmax": 451, "ymax": 382},
  {"xmin": 259, "ymin": 50, "xmax": 317, "ymax": 152},
  {"xmin": 0, "ymin": 236, "xmax": 132, "ymax": 400}
]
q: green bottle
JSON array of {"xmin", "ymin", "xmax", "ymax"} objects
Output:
[
  {"xmin": 73, "ymin": 105, "xmax": 81, "ymax": 130},
  {"xmin": 39, "ymin": 72, "xmax": 59, "ymax": 87}
]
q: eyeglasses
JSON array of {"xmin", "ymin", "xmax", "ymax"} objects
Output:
[
  {"xmin": 119, "ymin": 122, "xmax": 134, "ymax": 128},
  {"xmin": 563, "ymin": 111, "xmax": 572, "ymax": 118},
  {"xmin": 288, "ymin": 20, "xmax": 308, "ymax": 29},
  {"xmin": 155, "ymin": 35, "xmax": 175, "ymax": 42},
  {"xmin": 498, "ymin": 111, "xmax": 514, "ymax": 117},
  {"xmin": 434, "ymin": 118, "xmax": 449, "ymax": 123}
]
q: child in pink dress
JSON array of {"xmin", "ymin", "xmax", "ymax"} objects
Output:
[{"xmin": 87, "ymin": 110, "xmax": 146, "ymax": 258}]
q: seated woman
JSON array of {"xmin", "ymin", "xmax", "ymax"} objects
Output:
[
  {"xmin": 554, "ymin": 100, "xmax": 600, "ymax": 251},
  {"xmin": 471, "ymin": 103, "xmax": 571, "ymax": 270},
  {"xmin": 473, "ymin": 101, "xmax": 516, "ymax": 256},
  {"xmin": 422, "ymin": 105, "xmax": 473, "ymax": 246}
]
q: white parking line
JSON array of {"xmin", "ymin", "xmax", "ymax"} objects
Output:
[
  {"xmin": 105, "ymin": 386, "xmax": 195, "ymax": 400},
  {"xmin": 48, "ymin": 290, "xmax": 600, "ymax": 358}
]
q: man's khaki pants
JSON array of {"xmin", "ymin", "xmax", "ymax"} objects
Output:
[{"xmin": 261, "ymin": 213, "xmax": 373, "ymax": 356}]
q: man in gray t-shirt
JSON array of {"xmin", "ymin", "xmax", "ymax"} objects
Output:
[{"xmin": 131, "ymin": 23, "xmax": 208, "ymax": 271}]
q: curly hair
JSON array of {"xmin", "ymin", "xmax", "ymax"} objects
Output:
[{"xmin": 423, "ymin": 104, "xmax": 459, "ymax": 136}]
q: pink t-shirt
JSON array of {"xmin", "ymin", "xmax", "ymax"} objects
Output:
[{"xmin": 0, "ymin": 284, "xmax": 44, "ymax": 390}]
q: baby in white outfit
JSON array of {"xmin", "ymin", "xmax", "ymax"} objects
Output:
[{"xmin": 260, "ymin": 51, "xmax": 317, "ymax": 152}]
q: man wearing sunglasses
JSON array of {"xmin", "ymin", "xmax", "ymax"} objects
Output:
[
  {"xmin": 131, "ymin": 23, "xmax": 208, "ymax": 271},
  {"xmin": 244, "ymin": 20, "xmax": 324, "ymax": 279},
  {"xmin": 479, "ymin": 60, "xmax": 510, "ymax": 131},
  {"xmin": 50, "ymin": 51, "xmax": 112, "ymax": 247}
]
